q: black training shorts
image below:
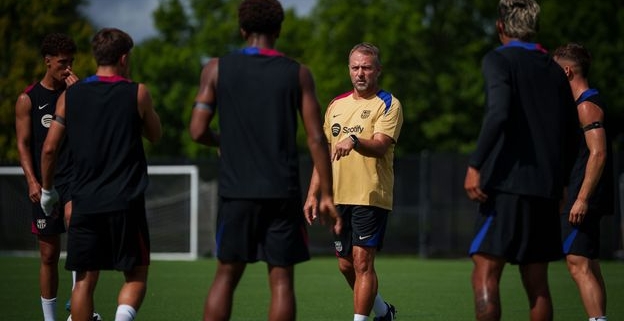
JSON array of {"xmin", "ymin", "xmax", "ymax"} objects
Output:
[
  {"xmin": 561, "ymin": 212, "xmax": 602, "ymax": 259},
  {"xmin": 30, "ymin": 182, "xmax": 71, "ymax": 235},
  {"xmin": 215, "ymin": 197, "xmax": 310, "ymax": 266},
  {"xmin": 65, "ymin": 197, "xmax": 150, "ymax": 272},
  {"xmin": 469, "ymin": 192, "xmax": 562, "ymax": 264},
  {"xmin": 333, "ymin": 205, "xmax": 389, "ymax": 257}
]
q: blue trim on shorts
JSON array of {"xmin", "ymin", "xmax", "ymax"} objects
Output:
[
  {"xmin": 469, "ymin": 212, "xmax": 494, "ymax": 255},
  {"xmin": 361, "ymin": 232, "xmax": 381, "ymax": 247},
  {"xmin": 562, "ymin": 228, "xmax": 579, "ymax": 254},
  {"xmin": 215, "ymin": 220, "xmax": 225, "ymax": 257}
]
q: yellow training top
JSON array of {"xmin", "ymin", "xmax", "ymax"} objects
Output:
[{"xmin": 323, "ymin": 90, "xmax": 403, "ymax": 210}]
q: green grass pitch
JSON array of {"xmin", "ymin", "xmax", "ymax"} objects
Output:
[{"xmin": 1, "ymin": 256, "xmax": 622, "ymax": 320}]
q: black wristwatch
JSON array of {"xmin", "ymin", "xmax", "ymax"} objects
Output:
[{"xmin": 349, "ymin": 135, "xmax": 359, "ymax": 149}]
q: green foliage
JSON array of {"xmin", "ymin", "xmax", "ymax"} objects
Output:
[
  {"xmin": 130, "ymin": 0, "xmax": 243, "ymax": 159},
  {"xmin": 153, "ymin": 0, "xmax": 192, "ymax": 45},
  {"xmin": 2, "ymin": 0, "xmax": 624, "ymax": 162},
  {"xmin": 539, "ymin": 0, "xmax": 624, "ymax": 148},
  {"xmin": 0, "ymin": 0, "xmax": 94, "ymax": 162},
  {"xmin": 303, "ymin": 0, "xmax": 496, "ymax": 155},
  {"xmin": 131, "ymin": 38, "xmax": 200, "ymax": 159}
]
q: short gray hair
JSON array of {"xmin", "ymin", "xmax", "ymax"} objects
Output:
[
  {"xmin": 498, "ymin": 0, "xmax": 540, "ymax": 41},
  {"xmin": 349, "ymin": 42, "xmax": 381, "ymax": 67}
]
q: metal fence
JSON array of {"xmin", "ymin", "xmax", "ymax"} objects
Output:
[
  {"xmin": 2, "ymin": 152, "xmax": 623, "ymax": 260},
  {"xmin": 297, "ymin": 152, "xmax": 623, "ymax": 259}
]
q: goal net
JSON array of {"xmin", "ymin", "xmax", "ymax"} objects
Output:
[{"xmin": 0, "ymin": 165, "xmax": 199, "ymax": 260}]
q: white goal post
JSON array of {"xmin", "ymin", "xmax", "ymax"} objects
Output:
[{"xmin": 0, "ymin": 165, "xmax": 199, "ymax": 261}]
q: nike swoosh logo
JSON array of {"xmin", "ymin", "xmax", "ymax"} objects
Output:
[
  {"xmin": 38, "ymin": 103, "xmax": 49, "ymax": 110},
  {"xmin": 333, "ymin": 114, "xmax": 341, "ymax": 118},
  {"xmin": 358, "ymin": 235, "xmax": 372, "ymax": 240}
]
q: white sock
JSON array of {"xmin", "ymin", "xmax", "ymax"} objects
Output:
[
  {"xmin": 41, "ymin": 297, "xmax": 57, "ymax": 321},
  {"xmin": 372, "ymin": 294, "xmax": 388, "ymax": 316},
  {"xmin": 354, "ymin": 314, "xmax": 368, "ymax": 321},
  {"xmin": 589, "ymin": 317, "xmax": 607, "ymax": 321},
  {"xmin": 115, "ymin": 304, "xmax": 137, "ymax": 321}
]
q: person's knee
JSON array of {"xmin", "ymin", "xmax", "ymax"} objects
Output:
[
  {"xmin": 38, "ymin": 236, "xmax": 61, "ymax": 265},
  {"xmin": 40, "ymin": 252, "xmax": 59, "ymax": 266},
  {"xmin": 566, "ymin": 255, "xmax": 592, "ymax": 279},
  {"xmin": 352, "ymin": 257, "xmax": 374, "ymax": 275},
  {"xmin": 337, "ymin": 257, "xmax": 353, "ymax": 274},
  {"xmin": 352, "ymin": 247, "xmax": 376, "ymax": 274},
  {"xmin": 268, "ymin": 265, "xmax": 294, "ymax": 288},
  {"xmin": 519, "ymin": 265, "xmax": 551, "ymax": 298},
  {"xmin": 124, "ymin": 265, "xmax": 149, "ymax": 283},
  {"xmin": 472, "ymin": 254, "xmax": 505, "ymax": 282}
]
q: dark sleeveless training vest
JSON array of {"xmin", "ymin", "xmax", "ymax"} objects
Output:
[
  {"xmin": 216, "ymin": 48, "xmax": 303, "ymax": 199},
  {"xmin": 64, "ymin": 75, "xmax": 147, "ymax": 213}
]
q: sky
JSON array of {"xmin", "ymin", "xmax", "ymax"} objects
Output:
[{"xmin": 80, "ymin": 0, "xmax": 316, "ymax": 43}]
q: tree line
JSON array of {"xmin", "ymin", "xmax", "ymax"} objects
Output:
[{"xmin": 1, "ymin": 0, "xmax": 623, "ymax": 162}]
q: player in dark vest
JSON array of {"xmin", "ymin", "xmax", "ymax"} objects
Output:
[
  {"xmin": 40, "ymin": 28, "xmax": 162, "ymax": 321},
  {"xmin": 15, "ymin": 32, "xmax": 78, "ymax": 321},
  {"xmin": 189, "ymin": 0, "xmax": 339, "ymax": 320},
  {"xmin": 464, "ymin": 1, "xmax": 579, "ymax": 320},
  {"xmin": 554, "ymin": 42, "xmax": 613, "ymax": 321}
]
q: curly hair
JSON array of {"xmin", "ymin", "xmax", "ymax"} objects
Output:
[
  {"xmin": 238, "ymin": 0, "xmax": 284, "ymax": 35},
  {"xmin": 91, "ymin": 28, "xmax": 134, "ymax": 66},
  {"xmin": 553, "ymin": 43, "xmax": 592, "ymax": 78},
  {"xmin": 40, "ymin": 33, "xmax": 77, "ymax": 57}
]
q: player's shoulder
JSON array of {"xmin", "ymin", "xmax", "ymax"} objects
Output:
[
  {"xmin": 135, "ymin": 83, "xmax": 152, "ymax": 109},
  {"xmin": 482, "ymin": 48, "xmax": 510, "ymax": 65},
  {"xmin": 205, "ymin": 56, "xmax": 220, "ymax": 68},
  {"xmin": 327, "ymin": 91, "xmax": 350, "ymax": 108},
  {"xmin": 23, "ymin": 82, "xmax": 38, "ymax": 94},
  {"xmin": 330, "ymin": 91, "xmax": 353, "ymax": 104},
  {"xmin": 577, "ymin": 99, "xmax": 604, "ymax": 116},
  {"xmin": 376, "ymin": 90, "xmax": 400, "ymax": 108},
  {"xmin": 324, "ymin": 91, "xmax": 352, "ymax": 114},
  {"xmin": 16, "ymin": 83, "xmax": 39, "ymax": 107},
  {"xmin": 15, "ymin": 91, "xmax": 32, "ymax": 109}
]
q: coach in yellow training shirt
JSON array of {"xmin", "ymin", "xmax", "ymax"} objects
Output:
[{"xmin": 305, "ymin": 42, "xmax": 403, "ymax": 321}]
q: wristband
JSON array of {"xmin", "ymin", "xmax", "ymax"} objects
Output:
[
  {"xmin": 349, "ymin": 135, "xmax": 359, "ymax": 149},
  {"xmin": 193, "ymin": 101, "xmax": 216, "ymax": 112},
  {"xmin": 582, "ymin": 121, "xmax": 603, "ymax": 132}
]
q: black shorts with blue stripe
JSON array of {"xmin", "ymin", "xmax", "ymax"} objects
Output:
[{"xmin": 469, "ymin": 192, "xmax": 563, "ymax": 264}]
